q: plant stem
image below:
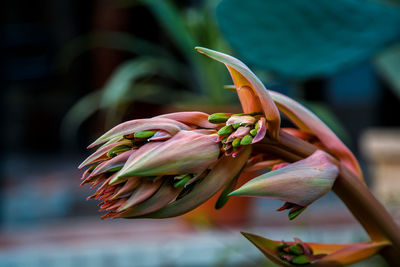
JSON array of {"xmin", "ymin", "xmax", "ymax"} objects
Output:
[
  {"xmin": 273, "ymin": 131, "xmax": 400, "ymax": 264},
  {"xmin": 333, "ymin": 165, "xmax": 400, "ymax": 263}
]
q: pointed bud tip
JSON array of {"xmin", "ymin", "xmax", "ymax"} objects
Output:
[{"xmin": 228, "ymin": 188, "xmax": 244, "ymax": 197}]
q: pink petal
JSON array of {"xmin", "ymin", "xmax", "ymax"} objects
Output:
[
  {"xmin": 252, "ymin": 117, "xmax": 267, "ymax": 143},
  {"xmin": 90, "ymin": 150, "xmax": 134, "ymax": 177},
  {"xmin": 227, "ymin": 126, "xmax": 251, "ymax": 142},
  {"xmin": 118, "ymin": 178, "xmax": 163, "ymax": 211},
  {"xmin": 79, "ymin": 140, "xmax": 132, "ymax": 169},
  {"xmin": 118, "ymin": 181, "xmax": 183, "ymax": 218},
  {"xmin": 226, "ymin": 115, "xmax": 256, "ymax": 126},
  {"xmin": 88, "ymin": 118, "xmax": 190, "ymax": 148},
  {"xmin": 147, "ymin": 131, "xmax": 171, "ymax": 141},
  {"xmin": 156, "ymin": 111, "xmax": 218, "ymax": 129}
]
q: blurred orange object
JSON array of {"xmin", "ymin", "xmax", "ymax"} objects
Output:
[{"xmin": 181, "ymin": 172, "xmax": 255, "ymax": 227}]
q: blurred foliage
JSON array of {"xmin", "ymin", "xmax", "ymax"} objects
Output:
[
  {"xmin": 216, "ymin": 0, "xmax": 400, "ymax": 79},
  {"xmin": 61, "ymin": 0, "xmax": 233, "ymax": 143},
  {"xmin": 375, "ymin": 43, "xmax": 400, "ymax": 98}
]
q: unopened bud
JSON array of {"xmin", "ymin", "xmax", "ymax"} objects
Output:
[
  {"xmin": 232, "ymin": 123, "xmax": 241, "ymax": 129},
  {"xmin": 250, "ymin": 129, "xmax": 258, "ymax": 136},
  {"xmin": 291, "ymin": 255, "xmax": 311, "ymax": 264},
  {"xmin": 218, "ymin": 125, "xmax": 233, "ymax": 136},
  {"xmin": 240, "ymin": 134, "xmax": 253, "ymax": 145},
  {"xmin": 173, "ymin": 175, "xmax": 191, "ymax": 188},
  {"xmin": 134, "ymin": 130, "xmax": 156, "ymax": 139},
  {"xmin": 107, "ymin": 145, "xmax": 131, "ymax": 157},
  {"xmin": 208, "ymin": 113, "xmax": 231, "ymax": 124},
  {"xmin": 289, "ymin": 244, "xmax": 304, "ymax": 255},
  {"xmin": 232, "ymin": 137, "xmax": 241, "ymax": 148}
]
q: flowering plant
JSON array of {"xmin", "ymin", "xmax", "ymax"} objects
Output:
[{"xmin": 79, "ymin": 48, "xmax": 400, "ymax": 266}]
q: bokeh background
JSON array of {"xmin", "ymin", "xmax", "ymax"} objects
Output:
[{"xmin": 1, "ymin": 0, "xmax": 400, "ymax": 266}]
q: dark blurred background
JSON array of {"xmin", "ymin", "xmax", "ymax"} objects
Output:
[{"xmin": 1, "ymin": 0, "xmax": 400, "ymax": 266}]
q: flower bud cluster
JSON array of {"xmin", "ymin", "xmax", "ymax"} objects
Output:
[
  {"xmin": 79, "ymin": 115, "xmax": 221, "ymax": 219},
  {"xmin": 277, "ymin": 238, "xmax": 326, "ymax": 265},
  {"xmin": 208, "ymin": 112, "xmax": 267, "ymax": 157}
]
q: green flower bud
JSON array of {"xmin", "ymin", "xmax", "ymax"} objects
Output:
[
  {"xmin": 291, "ymin": 255, "xmax": 311, "ymax": 265},
  {"xmin": 208, "ymin": 113, "xmax": 231, "ymax": 124},
  {"xmin": 232, "ymin": 137, "xmax": 241, "ymax": 148},
  {"xmin": 240, "ymin": 134, "xmax": 253, "ymax": 145},
  {"xmin": 173, "ymin": 175, "xmax": 192, "ymax": 188},
  {"xmin": 218, "ymin": 125, "xmax": 233, "ymax": 136},
  {"xmin": 134, "ymin": 130, "xmax": 156, "ymax": 139},
  {"xmin": 289, "ymin": 244, "xmax": 304, "ymax": 255},
  {"xmin": 250, "ymin": 128, "xmax": 258, "ymax": 137},
  {"xmin": 107, "ymin": 145, "xmax": 131, "ymax": 157},
  {"xmin": 232, "ymin": 123, "xmax": 241, "ymax": 129}
]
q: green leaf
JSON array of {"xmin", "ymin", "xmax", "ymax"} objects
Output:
[
  {"xmin": 215, "ymin": 173, "xmax": 239, "ymax": 209},
  {"xmin": 375, "ymin": 43, "xmax": 400, "ymax": 99},
  {"xmin": 217, "ymin": 0, "xmax": 400, "ymax": 78}
]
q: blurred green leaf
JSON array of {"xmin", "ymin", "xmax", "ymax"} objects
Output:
[
  {"xmin": 100, "ymin": 56, "xmax": 187, "ymax": 107},
  {"xmin": 61, "ymin": 56, "xmax": 190, "ymax": 143},
  {"xmin": 141, "ymin": 0, "xmax": 197, "ymax": 64},
  {"xmin": 374, "ymin": 43, "xmax": 400, "ymax": 99},
  {"xmin": 216, "ymin": 0, "xmax": 400, "ymax": 78},
  {"xmin": 57, "ymin": 31, "xmax": 172, "ymax": 71}
]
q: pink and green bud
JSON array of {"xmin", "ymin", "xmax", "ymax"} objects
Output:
[
  {"xmin": 88, "ymin": 117, "xmax": 191, "ymax": 148},
  {"xmin": 112, "ymin": 130, "xmax": 220, "ymax": 183},
  {"xmin": 230, "ymin": 150, "xmax": 339, "ymax": 219}
]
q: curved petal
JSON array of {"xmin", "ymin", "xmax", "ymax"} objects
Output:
[
  {"xmin": 90, "ymin": 150, "xmax": 134, "ymax": 177},
  {"xmin": 196, "ymin": 47, "xmax": 280, "ymax": 139},
  {"xmin": 139, "ymin": 146, "xmax": 251, "ymax": 218},
  {"xmin": 109, "ymin": 142, "xmax": 162, "ymax": 184},
  {"xmin": 118, "ymin": 180, "xmax": 183, "ymax": 218},
  {"xmin": 315, "ymin": 241, "xmax": 388, "ymax": 266},
  {"xmin": 252, "ymin": 117, "xmax": 266, "ymax": 143},
  {"xmin": 116, "ymin": 131, "xmax": 220, "ymax": 179},
  {"xmin": 270, "ymin": 90, "xmax": 363, "ymax": 181},
  {"xmin": 156, "ymin": 111, "xmax": 219, "ymax": 129},
  {"xmin": 244, "ymin": 159, "xmax": 283, "ymax": 173},
  {"xmin": 118, "ymin": 178, "xmax": 163, "ymax": 211},
  {"xmin": 88, "ymin": 118, "xmax": 190, "ymax": 148},
  {"xmin": 79, "ymin": 140, "xmax": 132, "ymax": 169},
  {"xmin": 230, "ymin": 150, "xmax": 338, "ymax": 207}
]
